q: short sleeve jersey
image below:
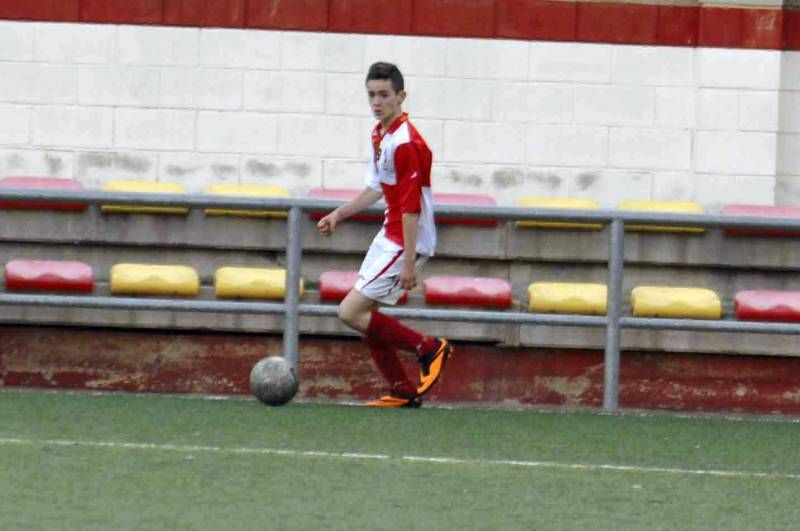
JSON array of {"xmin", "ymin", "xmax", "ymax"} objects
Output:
[{"xmin": 365, "ymin": 113, "xmax": 436, "ymax": 256}]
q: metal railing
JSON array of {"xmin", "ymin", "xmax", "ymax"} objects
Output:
[{"xmin": 3, "ymin": 187, "xmax": 800, "ymax": 411}]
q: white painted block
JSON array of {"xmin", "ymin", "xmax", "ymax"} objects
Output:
[
  {"xmin": 430, "ymin": 163, "xmax": 493, "ymax": 196},
  {"xmin": 575, "ymin": 85, "xmax": 654, "ymax": 126},
  {"xmin": 444, "ymin": 121, "xmax": 526, "ymax": 164},
  {"xmin": 0, "ymin": 149, "xmax": 74, "ymax": 178},
  {"xmin": 739, "ymin": 91, "xmax": 779, "ymax": 132},
  {"xmin": 695, "ymin": 131, "xmax": 777, "ymax": 176},
  {"xmin": 777, "ymin": 133, "xmax": 800, "ymax": 175},
  {"xmin": 200, "ymin": 28, "xmax": 279, "ymax": 69},
  {"xmin": 35, "ymin": 23, "xmax": 116, "ymax": 63},
  {"xmin": 278, "ymin": 115, "xmax": 361, "ymax": 157},
  {"xmin": 325, "ymin": 73, "xmax": 371, "ymax": 116},
  {"xmin": 780, "ymin": 52, "xmax": 800, "ymax": 90},
  {"xmin": 75, "ymin": 150, "xmax": 158, "ymax": 186},
  {"xmin": 161, "ymin": 68, "xmax": 243, "ymax": 110},
  {"xmin": 408, "ymin": 78, "xmax": 493, "ymax": 120},
  {"xmin": 446, "ymin": 38, "xmax": 529, "ymax": 80},
  {"xmin": 244, "ymin": 71, "xmax": 325, "ymax": 113},
  {"xmin": 321, "ymin": 159, "xmax": 367, "ymax": 189},
  {"xmin": 651, "ymin": 171, "xmax": 694, "ymax": 200},
  {"xmin": 78, "ymin": 66, "xmax": 160, "ymax": 106},
  {"xmin": 242, "ymin": 156, "xmax": 322, "ymax": 191},
  {"xmin": 0, "ymin": 64, "xmax": 77, "ymax": 104},
  {"xmin": 197, "ymin": 111, "xmax": 278, "ymax": 154},
  {"xmin": 568, "ymin": 170, "xmax": 653, "ymax": 207},
  {"xmin": 114, "ymin": 108, "xmax": 195, "ymax": 150},
  {"xmin": 610, "ymin": 128, "xmax": 691, "ymax": 170},
  {"xmin": 696, "ymin": 89, "xmax": 738, "ymax": 131},
  {"xmin": 0, "ymin": 21, "xmax": 34, "ymax": 61},
  {"xmin": 697, "ymin": 48, "xmax": 781, "ymax": 90},
  {"xmin": 0, "ymin": 104, "xmax": 30, "ymax": 144},
  {"xmin": 492, "ymin": 82, "xmax": 573, "ymax": 124},
  {"xmin": 612, "ymin": 46, "xmax": 694, "ymax": 86},
  {"xmin": 408, "ymin": 118, "xmax": 444, "ymax": 160},
  {"xmin": 779, "ymin": 91, "xmax": 800, "ymax": 133},
  {"xmin": 32, "ymin": 105, "xmax": 113, "ymax": 148},
  {"xmin": 655, "ymin": 88, "xmax": 695, "ymax": 128},
  {"xmin": 693, "ymin": 174, "xmax": 775, "ymax": 209},
  {"xmin": 280, "ymin": 32, "xmax": 363, "ymax": 73},
  {"xmin": 527, "ymin": 125, "xmax": 608, "ymax": 167},
  {"xmin": 432, "ymin": 164, "xmax": 572, "ymax": 205},
  {"xmin": 529, "ymin": 42, "xmax": 612, "ymax": 83},
  {"xmin": 118, "ymin": 25, "xmax": 198, "ymax": 66},
  {"xmin": 158, "ymin": 152, "xmax": 240, "ymax": 190},
  {"xmin": 364, "ymin": 35, "xmax": 447, "ymax": 77}
]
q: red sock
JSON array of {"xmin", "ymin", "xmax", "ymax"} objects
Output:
[
  {"xmin": 364, "ymin": 335, "xmax": 416, "ymax": 396},
  {"xmin": 366, "ymin": 311, "xmax": 438, "ymax": 356}
]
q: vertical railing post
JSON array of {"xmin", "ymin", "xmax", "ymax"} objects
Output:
[
  {"xmin": 283, "ymin": 205, "xmax": 302, "ymax": 370},
  {"xmin": 603, "ymin": 218, "xmax": 625, "ymax": 412}
]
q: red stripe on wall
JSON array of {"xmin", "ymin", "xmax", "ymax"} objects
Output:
[
  {"xmin": 0, "ymin": 0, "xmax": 795, "ymax": 50},
  {"xmin": 247, "ymin": 0, "xmax": 329, "ymax": 31},
  {"xmin": 164, "ymin": 0, "xmax": 245, "ymax": 28}
]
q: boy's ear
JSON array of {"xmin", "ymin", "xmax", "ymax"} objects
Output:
[{"xmin": 398, "ymin": 90, "xmax": 407, "ymax": 103}]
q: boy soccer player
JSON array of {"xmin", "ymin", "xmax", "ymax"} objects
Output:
[{"xmin": 317, "ymin": 62, "xmax": 452, "ymax": 408}]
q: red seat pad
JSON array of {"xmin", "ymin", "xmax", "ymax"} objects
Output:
[
  {"xmin": 319, "ymin": 271, "xmax": 407, "ymax": 304},
  {"xmin": 424, "ymin": 275, "xmax": 512, "ymax": 308},
  {"xmin": 5, "ymin": 259, "xmax": 94, "ymax": 293},
  {"xmin": 0, "ymin": 177, "xmax": 85, "ymax": 211},
  {"xmin": 433, "ymin": 193, "xmax": 497, "ymax": 227},
  {"xmin": 735, "ymin": 290, "xmax": 800, "ymax": 322},
  {"xmin": 721, "ymin": 204, "xmax": 800, "ymax": 237},
  {"xmin": 307, "ymin": 188, "xmax": 383, "ymax": 222}
]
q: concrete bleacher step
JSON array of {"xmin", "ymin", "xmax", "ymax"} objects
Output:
[{"xmin": 631, "ymin": 286, "xmax": 722, "ymax": 319}]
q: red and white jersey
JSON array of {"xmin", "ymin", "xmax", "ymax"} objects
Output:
[{"xmin": 365, "ymin": 113, "xmax": 436, "ymax": 256}]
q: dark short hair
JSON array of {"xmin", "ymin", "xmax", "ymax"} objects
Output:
[{"xmin": 365, "ymin": 62, "xmax": 404, "ymax": 93}]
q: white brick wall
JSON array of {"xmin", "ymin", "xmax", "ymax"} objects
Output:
[{"xmin": 2, "ymin": 20, "xmax": 798, "ymax": 206}]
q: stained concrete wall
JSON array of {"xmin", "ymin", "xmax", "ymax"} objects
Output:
[{"xmin": 1, "ymin": 19, "xmax": 799, "ymax": 208}]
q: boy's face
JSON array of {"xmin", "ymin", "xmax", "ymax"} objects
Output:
[{"xmin": 366, "ymin": 79, "xmax": 406, "ymax": 126}]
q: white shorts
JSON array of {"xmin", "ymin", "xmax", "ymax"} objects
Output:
[{"xmin": 355, "ymin": 238, "xmax": 429, "ymax": 305}]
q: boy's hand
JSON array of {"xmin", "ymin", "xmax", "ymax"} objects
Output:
[
  {"xmin": 317, "ymin": 211, "xmax": 340, "ymax": 236},
  {"xmin": 399, "ymin": 261, "xmax": 416, "ymax": 290}
]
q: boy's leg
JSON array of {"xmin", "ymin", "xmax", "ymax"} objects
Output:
[{"xmin": 339, "ymin": 289, "xmax": 418, "ymax": 406}]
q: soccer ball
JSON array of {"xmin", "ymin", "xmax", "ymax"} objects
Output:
[{"xmin": 249, "ymin": 356, "xmax": 299, "ymax": 406}]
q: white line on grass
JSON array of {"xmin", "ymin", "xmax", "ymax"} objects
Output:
[{"xmin": 1, "ymin": 436, "xmax": 798, "ymax": 481}]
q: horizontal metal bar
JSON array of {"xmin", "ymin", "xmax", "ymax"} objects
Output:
[
  {"xmin": 0, "ymin": 293, "xmax": 607, "ymax": 327},
  {"xmin": 621, "ymin": 317, "xmax": 800, "ymax": 335},
  {"xmin": 3, "ymin": 188, "xmax": 800, "ymax": 229}
]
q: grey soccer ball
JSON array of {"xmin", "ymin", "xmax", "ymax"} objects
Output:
[{"xmin": 249, "ymin": 356, "xmax": 299, "ymax": 406}]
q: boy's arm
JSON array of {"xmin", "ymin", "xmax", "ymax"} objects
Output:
[
  {"xmin": 398, "ymin": 213, "xmax": 419, "ymax": 290},
  {"xmin": 317, "ymin": 187, "xmax": 383, "ymax": 236}
]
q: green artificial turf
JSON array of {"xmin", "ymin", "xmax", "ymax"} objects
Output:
[{"xmin": 1, "ymin": 389, "xmax": 799, "ymax": 530}]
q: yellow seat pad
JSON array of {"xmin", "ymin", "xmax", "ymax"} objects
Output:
[
  {"xmin": 215, "ymin": 267, "xmax": 304, "ymax": 300},
  {"xmin": 516, "ymin": 197, "xmax": 602, "ymax": 230},
  {"xmin": 619, "ymin": 200, "xmax": 704, "ymax": 233},
  {"xmin": 110, "ymin": 264, "xmax": 199, "ymax": 296},
  {"xmin": 631, "ymin": 286, "xmax": 721, "ymax": 319},
  {"xmin": 528, "ymin": 282, "xmax": 607, "ymax": 315},
  {"xmin": 204, "ymin": 184, "xmax": 290, "ymax": 218},
  {"xmin": 101, "ymin": 181, "xmax": 189, "ymax": 214}
]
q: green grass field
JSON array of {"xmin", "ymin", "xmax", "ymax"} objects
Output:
[{"xmin": 2, "ymin": 389, "xmax": 799, "ymax": 530}]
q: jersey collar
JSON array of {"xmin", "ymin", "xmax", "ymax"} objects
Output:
[{"xmin": 375, "ymin": 113, "xmax": 408, "ymax": 138}]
